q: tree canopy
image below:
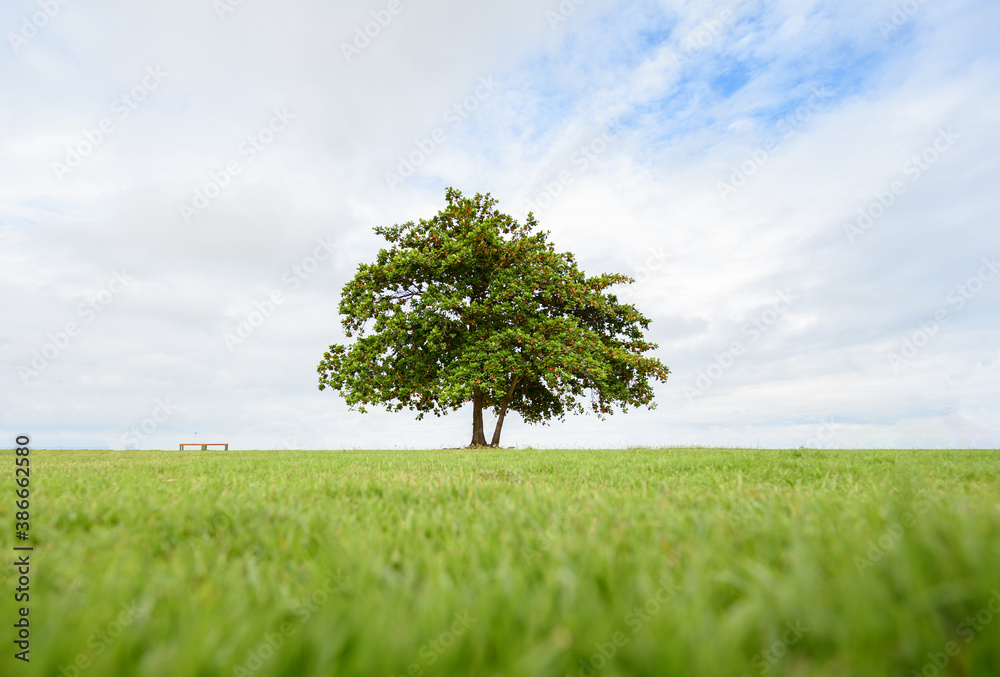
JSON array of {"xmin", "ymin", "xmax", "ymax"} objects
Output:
[{"xmin": 317, "ymin": 188, "xmax": 669, "ymax": 446}]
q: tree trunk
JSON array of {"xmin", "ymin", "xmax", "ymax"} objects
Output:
[
  {"xmin": 470, "ymin": 387, "xmax": 488, "ymax": 447},
  {"xmin": 489, "ymin": 375, "xmax": 520, "ymax": 447}
]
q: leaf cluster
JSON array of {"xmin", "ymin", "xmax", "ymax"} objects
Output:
[{"xmin": 317, "ymin": 188, "xmax": 669, "ymax": 423}]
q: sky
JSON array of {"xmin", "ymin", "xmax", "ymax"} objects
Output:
[{"xmin": 2, "ymin": 0, "xmax": 999, "ymax": 450}]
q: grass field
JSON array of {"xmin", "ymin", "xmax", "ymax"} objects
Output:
[{"xmin": 2, "ymin": 448, "xmax": 999, "ymax": 677}]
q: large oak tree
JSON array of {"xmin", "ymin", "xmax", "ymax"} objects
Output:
[{"xmin": 317, "ymin": 188, "xmax": 669, "ymax": 447}]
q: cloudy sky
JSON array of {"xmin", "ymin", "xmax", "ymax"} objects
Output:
[{"xmin": 2, "ymin": 0, "xmax": 998, "ymax": 450}]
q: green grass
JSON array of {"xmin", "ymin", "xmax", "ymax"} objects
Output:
[{"xmin": 2, "ymin": 448, "xmax": 999, "ymax": 676}]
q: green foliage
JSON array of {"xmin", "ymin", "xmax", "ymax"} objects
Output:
[
  {"xmin": 4, "ymin": 448, "xmax": 1000, "ymax": 677},
  {"xmin": 317, "ymin": 188, "xmax": 668, "ymax": 439}
]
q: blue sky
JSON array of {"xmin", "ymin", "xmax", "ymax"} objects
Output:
[{"xmin": 2, "ymin": 0, "xmax": 998, "ymax": 449}]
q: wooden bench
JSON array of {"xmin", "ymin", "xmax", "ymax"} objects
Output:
[{"xmin": 179, "ymin": 443, "xmax": 229, "ymax": 450}]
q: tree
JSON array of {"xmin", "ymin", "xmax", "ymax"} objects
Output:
[{"xmin": 317, "ymin": 188, "xmax": 669, "ymax": 447}]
